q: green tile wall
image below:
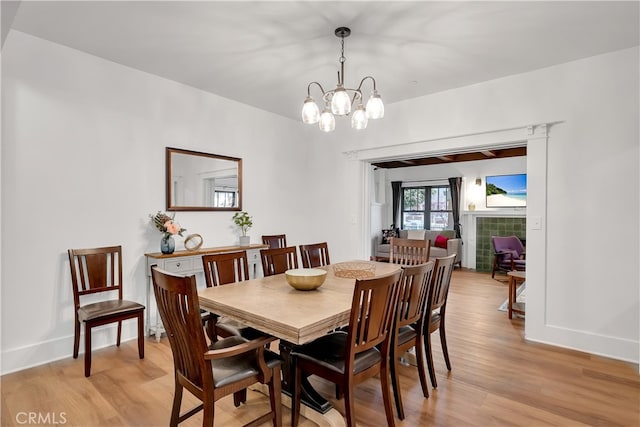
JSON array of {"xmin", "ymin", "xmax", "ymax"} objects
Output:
[{"xmin": 476, "ymin": 217, "xmax": 526, "ymax": 272}]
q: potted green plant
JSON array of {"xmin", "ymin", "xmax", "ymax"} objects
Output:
[{"xmin": 232, "ymin": 211, "xmax": 253, "ymax": 246}]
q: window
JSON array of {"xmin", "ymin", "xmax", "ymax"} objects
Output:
[
  {"xmin": 429, "ymin": 186, "xmax": 453, "ymax": 231},
  {"xmin": 401, "ymin": 186, "xmax": 452, "ymax": 230},
  {"xmin": 402, "ymin": 187, "xmax": 426, "ymax": 230},
  {"xmin": 214, "ymin": 191, "xmax": 236, "ymax": 208}
]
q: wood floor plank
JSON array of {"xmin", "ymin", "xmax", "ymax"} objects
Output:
[{"xmin": 1, "ymin": 269, "xmax": 638, "ymax": 426}]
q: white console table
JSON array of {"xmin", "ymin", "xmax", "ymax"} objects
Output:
[{"xmin": 144, "ymin": 243, "xmax": 267, "ymax": 341}]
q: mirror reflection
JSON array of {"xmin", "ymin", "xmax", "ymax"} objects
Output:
[{"xmin": 166, "ymin": 147, "xmax": 242, "ymax": 211}]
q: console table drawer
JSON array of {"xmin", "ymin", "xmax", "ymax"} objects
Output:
[
  {"xmin": 163, "ymin": 257, "xmax": 194, "ymax": 273},
  {"xmin": 246, "ymin": 249, "xmax": 260, "ymax": 263}
]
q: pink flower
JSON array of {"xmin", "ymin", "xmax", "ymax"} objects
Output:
[
  {"xmin": 151, "ymin": 211, "xmax": 186, "ymax": 236},
  {"xmin": 164, "ymin": 221, "xmax": 181, "ymax": 235}
]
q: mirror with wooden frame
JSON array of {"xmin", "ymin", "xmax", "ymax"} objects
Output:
[{"xmin": 166, "ymin": 147, "xmax": 242, "ymax": 211}]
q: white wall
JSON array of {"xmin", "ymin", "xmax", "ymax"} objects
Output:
[
  {"xmin": 0, "ymin": 31, "xmax": 318, "ymax": 373},
  {"xmin": 334, "ymin": 47, "xmax": 640, "ymax": 362},
  {"xmin": 2, "ymin": 30, "xmax": 638, "ymax": 373}
]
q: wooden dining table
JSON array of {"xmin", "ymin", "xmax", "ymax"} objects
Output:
[{"xmin": 197, "ymin": 260, "xmax": 401, "ymax": 418}]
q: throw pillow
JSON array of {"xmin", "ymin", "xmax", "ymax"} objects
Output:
[
  {"xmin": 381, "ymin": 229, "xmax": 397, "ymax": 244},
  {"xmin": 434, "ymin": 234, "xmax": 449, "ymax": 249},
  {"xmin": 407, "ymin": 229, "xmax": 426, "ymax": 240}
]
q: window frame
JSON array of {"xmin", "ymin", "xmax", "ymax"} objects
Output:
[{"xmin": 401, "ymin": 185, "xmax": 453, "ymax": 230}]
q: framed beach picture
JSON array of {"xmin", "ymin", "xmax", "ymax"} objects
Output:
[{"xmin": 486, "ymin": 174, "xmax": 527, "ymax": 208}]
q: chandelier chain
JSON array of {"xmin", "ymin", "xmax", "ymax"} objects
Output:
[{"xmin": 339, "ymin": 37, "xmax": 345, "ymax": 63}]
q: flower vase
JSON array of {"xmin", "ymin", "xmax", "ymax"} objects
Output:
[
  {"xmin": 239, "ymin": 235, "xmax": 250, "ymax": 247},
  {"xmin": 161, "ymin": 235, "xmax": 175, "ymax": 254}
]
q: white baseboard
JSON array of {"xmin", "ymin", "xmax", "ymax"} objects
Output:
[
  {"xmin": 1, "ymin": 322, "xmax": 141, "ymax": 375},
  {"xmin": 526, "ymin": 324, "xmax": 639, "ymax": 365}
]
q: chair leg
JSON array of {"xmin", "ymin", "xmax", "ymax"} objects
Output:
[
  {"xmin": 116, "ymin": 320, "xmax": 122, "ymax": 347},
  {"xmin": 291, "ymin": 358, "xmax": 301, "ymax": 427},
  {"xmin": 138, "ymin": 313, "xmax": 145, "ymax": 359},
  {"xmin": 343, "ymin": 379, "xmax": 356, "ymax": 427},
  {"xmin": 268, "ymin": 364, "xmax": 282, "ymax": 427},
  {"xmin": 202, "ymin": 398, "xmax": 215, "ymax": 427},
  {"xmin": 415, "ymin": 337, "xmax": 430, "ymax": 398},
  {"xmin": 389, "ymin": 348, "xmax": 405, "ymax": 419},
  {"xmin": 335, "ymin": 384, "xmax": 343, "ymax": 399},
  {"xmin": 379, "ymin": 359, "xmax": 396, "ymax": 427},
  {"xmin": 84, "ymin": 324, "xmax": 92, "ymax": 377},
  {"xmin": 439, "ymin": 323, "xmax": 451, "ymax": 371},
  {"xmin": 233, "ymin": 389, "xmax": 247, "ymax": 407},
  {"xmin": 170, "ymin": 380, "xmax": 183, "ymax": 427},
  {"xmin": 424, "ymin": 331, "xmax": 437, "ymax": 389},
  {"xmin": 73, "ymin": 319, "xmax": 81, "ymax": 359},
  {"xmin": 204, "ymin": 318, "xmax": 217, "ymax": 343}
]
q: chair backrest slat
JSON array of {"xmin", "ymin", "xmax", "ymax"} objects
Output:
[
  {"xmin": 260, "ymin": 246, "xmax": 298, "ymax": 276},
  {"xmin": 397, "ymin": 262, "xmax": 435, "ymax": 330},
  {"xmin": 347, "ymin": 270, "xmax": 403, "ymax": 361},
  {"xmin": 202, "ymin": 251, "xmax": 250, "ymax": 287},
  {"xmin": 389, "ymin": 237, "xmax": 430, "ymax": 266},
  {"xmin": 151, "ymin": 266, "xmax": 210, "ymax": 389},
  {"xmin": 299, "ymin": 242, "xmax": 330, "ymax": 268},
  {"xmin": 68, "ymin": 246, "xmax": 123, "ymax": 305},
  {"xmin": 428, "ymin": 255, "xmax": 456, "ymax": 313},
  {"xmin": 261, "ymin": 234, "xmax": 287, "ymax": 249}
]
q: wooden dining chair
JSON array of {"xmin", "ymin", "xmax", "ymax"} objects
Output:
[
  {"xmin": 389, "ymin": 237, "xmax": 430, "ymax": 266},
  {"xmin": 424, "ymin": 254, "xmax": 456, "ymax": 389},
  {"xmin": 290, "ymin": 270, "xmax": 403, "ymax": 427},
  {"xmin": 201, "ymin": 251, "xmax": 264, "ymax": 343},
  {"xmin": 68, "ymin": 245, "xmax": 145, "ymax": 377},
  {"xmin": 262, "ymin": 234, "xmax": 287, "ymax": 249},
  {"xmin": 260, "ymin": 246, "xmax": 298, "ymax": 277},
  {"xmin": 299, "ymin": 242, "xmax": 330, "ymax": 268},
  {"xmin": 390, "ymin": 262, "xmax": 435, "ymax": 419},
  {"xmin": 151, "ymin": 266, "xmax": 282, "ymax": 427}
]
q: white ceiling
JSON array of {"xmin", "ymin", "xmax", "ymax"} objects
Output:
[{"xmin": 6, "ymin": 1, "xmax": 639, "ymax": 121}]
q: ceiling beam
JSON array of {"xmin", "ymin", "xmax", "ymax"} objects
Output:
[
  {"xmin": 437, "ymin": 155, "xmax": 455, "ymax": 162},
  {"xmin": 399, "ymin": 159, "xmax": 418, "ymax": 166},
  {"xmin": 372, "ymin": 146, "xmax": 527, "ymax": 169}
]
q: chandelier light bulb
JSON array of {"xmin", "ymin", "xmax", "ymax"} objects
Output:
[
  {"xmin": 301, "ymin": 96, "xmax": 320, "ymax": 124},
  {"xmin": 318, "ymin": 108, "xmax": 336, "ymax": 132},
  {"xmin": 366, "ymin": 90, "xmax": 384, "ymax": 119},
  {"xmin": 331, "ymin": 85, "xmax": 351, "ymax": 116},
  {"xmin": 351, "ymin": 104, "xmax": 368, "ymax": 130}
]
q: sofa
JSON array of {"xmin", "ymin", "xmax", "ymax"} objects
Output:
[{"xmin": 374, "ymin": 229, "xmax": 462, "ymax": 267}]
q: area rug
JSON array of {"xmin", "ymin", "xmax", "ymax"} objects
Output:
[{"xmin": 498, "ymin": 282, "xmax": 526, "ymax": 312}]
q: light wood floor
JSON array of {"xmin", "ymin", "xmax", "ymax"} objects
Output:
[{"xmin": 2, "ymin": 270, "xmax": 638, "ymax": 426}]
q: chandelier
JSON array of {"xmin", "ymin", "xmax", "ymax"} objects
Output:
[{"xmin": 301, "ymin": 27, "xmax": 384, "ymax": 132}]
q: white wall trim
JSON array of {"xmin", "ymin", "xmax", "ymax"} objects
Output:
[
  {"xmin": 527, "ymin": 326, "xmax": 639, "ymax": 365},
  {"xmin": 1, "ymin": 323, "xmax": 141, "ymax": 375},
  {"xmin": 343, "ymin": 122, "xmax": 558, "ymax": 162}
]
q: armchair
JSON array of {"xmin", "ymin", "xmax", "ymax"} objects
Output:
[{"xmin": 491, "ymin": 235, "xmax": 526, "ymax": 278}]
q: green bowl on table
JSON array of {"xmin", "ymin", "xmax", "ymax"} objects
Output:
[{"xmin": 285, "ymin": 268, "xmax": 327, "ymax": 291}]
